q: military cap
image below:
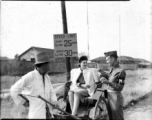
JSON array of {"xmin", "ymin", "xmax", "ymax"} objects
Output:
[
  {"xmin": 104, "ymin": 51, "xmax": 118, "ymax": 57},
  {"xmin": 78, "ymin": 55, "xmax": 88, "ymax": 63}
]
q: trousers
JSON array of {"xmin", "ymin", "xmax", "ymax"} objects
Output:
[{"xmin": 107, "ymin": 92, "xmax": 124, "ymax": 120}]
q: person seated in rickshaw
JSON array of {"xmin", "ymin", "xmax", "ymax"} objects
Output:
[{"xmin": 68, "ymin": 56, "xmax": 100, "ymax": 116}]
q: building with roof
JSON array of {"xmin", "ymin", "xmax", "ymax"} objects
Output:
[
  {"xmin": 18, "ymin": 46, "xmax": 78, "ymax": 63},
  {"xmin": 134, "ymin": 58, "xmax": 152, "ymax": 68},
  {"xmin": 18, "ymin": 46, "xmax": 54, "ymax": 62},
  {"xmin": 90, "ymin": 56, "xmax": 152, "ymax": 70},
  {"xmin": 91, "ymin": 56, "xmax": 135, "ymax": 64},
  {"xmin": 118, "ymin": 56, "xmax": 135, "ymax": 64},
  {"xmin": 91, "ymin": 57, "xmax": 106, "ymax": 64}
]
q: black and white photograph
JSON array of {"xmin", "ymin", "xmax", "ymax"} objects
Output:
[{"xmin": 0, "ymin": 0, "xmax": 152, "ymax": 120}]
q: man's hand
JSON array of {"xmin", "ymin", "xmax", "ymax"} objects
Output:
[
  {"xmin": 98, "ymin": 69, "xmax": 107, "ymax": 75},
  {"xmin": 100, "ymin": 77, "xmax": 107, "ymax": 81},
  {"xmin": 53, "ymin": 101, "xmax": 59, "ymax": 108},
  {"xmin": 23, "ymin": 100, "xmax": 29, "ymax": 107},
  {"xmin": 86, "ymin": 85, "xmax": 90, "ymax": 88},
  {"xmin": 100, "ymin": 77, "xmax": 109, "ymax": 84}
]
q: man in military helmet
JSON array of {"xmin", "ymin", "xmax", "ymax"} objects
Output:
[{"xmin": 100, "ymin": 51, "xmax": 126, "ymax": 120}]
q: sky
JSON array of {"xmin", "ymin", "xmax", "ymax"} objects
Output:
[{"xmin": 1, "ymin": 0, "xmax": 152, "ymax": 61}]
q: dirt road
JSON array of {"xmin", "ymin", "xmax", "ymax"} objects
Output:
[{"xmin": 124, "ymin": 93, "xmax": 152, "ymax": 120}]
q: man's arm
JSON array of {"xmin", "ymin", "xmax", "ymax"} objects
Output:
[
  {"xmin": 110, "ymin": 70, "xmax": 126, "ymax": 91},
  {"xmin": 10, "ymin": 72, "xmax": 33, "ymax": 105},
  {"xmin": 102, "ymin": 70, "xmax": 126, "ymax": 91},
  {"xmin": 48, "ymin": 75, "xmax": 57, "ymax": 103}
]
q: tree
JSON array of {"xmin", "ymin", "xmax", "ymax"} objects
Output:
[{"xmin": 14, "ymin": 54, "xmax": 19, "ymax": 60}]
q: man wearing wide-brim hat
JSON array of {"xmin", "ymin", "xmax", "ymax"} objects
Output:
[
  {"xmin": 99, "ymin": 51, "xmax": 126, "ymax": 120},
  {"xmin": 11, "ymin": 52, "xmax": 58, "ymax": 119}
]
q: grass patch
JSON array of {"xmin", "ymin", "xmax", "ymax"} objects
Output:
[
  {"xmin": 0, "ymin": 76, "xmax": 21, "ymax": 90},
  {"xmin": 50, "ymin": 73, "xmax": 66, "ymax": 84},
  {"xmin": 0, "ymin": 96, "xmax": 14, "ymax": 118},
  {"xmin": 122, "ymin": 69, "xmax": 152, "ymax": 106}
]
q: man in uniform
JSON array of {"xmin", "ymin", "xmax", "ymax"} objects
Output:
[{"xmin": 100, "ymin": 51, "xmax": 126, "ymax": 120}]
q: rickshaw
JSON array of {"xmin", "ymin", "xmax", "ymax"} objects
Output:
[{"xmin": 19, "ymin": 80, "xmax": 111, "ymax": 120}]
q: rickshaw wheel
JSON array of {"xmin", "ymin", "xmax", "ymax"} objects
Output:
[{"xmin": 88, "ymin": 97, "xmax": 110, "ymax": 120}]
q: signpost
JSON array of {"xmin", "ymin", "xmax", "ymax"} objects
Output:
[
  {"xmin": 54, "ymin": 33, "xmax": 78, "ymax": 58},
  {"xmin": 61, "ymin": 1, "xmax": 72, "ymax": 81}
]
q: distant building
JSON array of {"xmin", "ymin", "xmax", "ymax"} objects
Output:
[
  {"xmin": 118, "ymin": 56, "xmax": 135, "ymax": 64},
  {"xmin": 91, "ymin": 56, "xmax": 152, "ymax": 70},
  {"xmin": 18, "ymin": 46, "xmax": 78, "ymax": 63},
  {"xmin": 134, "ymin": 58, "xmax": 152, "ymax": 68},
  {"xmin": 18, "ymin": 46, "xmax": 54, "ymax": 62},
  {"xmin": 91, "ymin": 57, "xmax": 106, "ymax": 64},
  {"xmin": 91, "ymin": 56, "xmax": 135, "ymax": 64},
  {"xmin": 134, "ymin": 58, "xmax": 151, "ymax": 64}
]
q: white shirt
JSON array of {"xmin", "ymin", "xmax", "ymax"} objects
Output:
[
  {"xmin": 70, "ymin": 67, "xmax": 100, "ymax": 97},
  {"xmin": 10, "ymin": 69, "xmax": 57, "ymax": 119}
]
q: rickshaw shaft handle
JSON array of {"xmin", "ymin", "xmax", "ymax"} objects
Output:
[{"xmin": 38, "ymin": 95, "xmax": 81, "ymax": 120}]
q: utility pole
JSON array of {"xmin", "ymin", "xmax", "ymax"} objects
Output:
[{"xmin": 61, "ymin": 1, "xmax": 71, "ymax": 81}]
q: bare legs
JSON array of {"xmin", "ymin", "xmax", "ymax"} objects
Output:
[
  {"xmin": 72, "ymin": 93, "xmax": 80, "ymax": 115},
  {"xmin": 69, "ymin": 91, "xmax": 74, "ymax": 111},
  {"xmin": 69, "ymin": 91, "xmax": 80, "ymax": 116}
]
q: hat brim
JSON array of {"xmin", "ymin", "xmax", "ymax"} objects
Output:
[
  {"xmin": 104, "ymin": 51, "xmax": 117, "ymax": 57},
  {"xmin": 34, "ymin": 60, "xmax": 50, "ymax": 65}
]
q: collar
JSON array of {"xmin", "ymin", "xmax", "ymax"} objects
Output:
[
  {"xmin": 112, "ymin": 62, "xmax": 119, "ymax": 69},
  {"xmin": 34, "ymin": 69, "xmax": 46, "ymax": 77},
  {"xmin": 79, "ymin": 67, "xmax": 88, "ymax": 72}
]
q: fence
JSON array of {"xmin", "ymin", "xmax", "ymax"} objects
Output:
[
  {"xmin": 0, "ymin": 59, "xmax": 140, "ymax": 76},
  {"xmin": 0, "ymin": 60, "xmax": 79, "ymax": 76},
  {"xmin": 120, "ymin": 64, "xmax": 138, "ymax": 70},
  {"xmin": 97, "ymin": 63, "xmax": 138, "ymax": 70},
  {"xmin": 0, "ymin": 60, "xmax": 34, "ymax": 76}
]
